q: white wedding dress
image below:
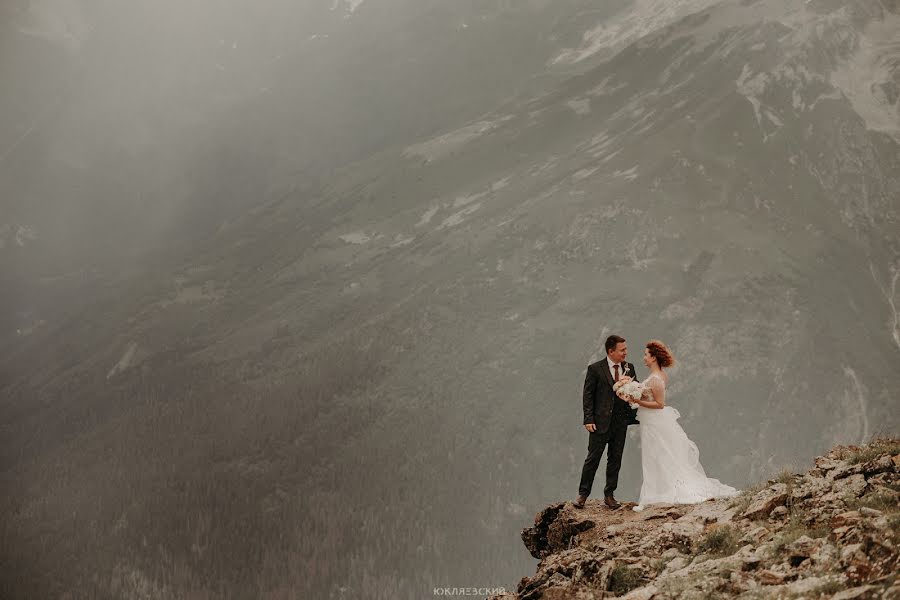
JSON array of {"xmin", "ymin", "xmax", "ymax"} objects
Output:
[{"xmin": 633, "ymin": 373, "xmax": 739, "ymax": 511}]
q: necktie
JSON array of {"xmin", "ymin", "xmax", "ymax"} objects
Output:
[{"xmin": 614, "ymin": 364, "xmax": 620, "ymax": 382}]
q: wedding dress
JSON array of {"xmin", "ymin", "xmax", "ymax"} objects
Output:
[{"xmin": 633, "ymin": 373, "xmax": 738, "ymax": 511}]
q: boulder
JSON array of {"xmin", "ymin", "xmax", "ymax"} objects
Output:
[
  {"xmin": 740, "ymin": 525, "xmax": 770, "ymax": 544},
  {"xmin": 857, "ymin": 507, "xmax": 882, "ymax": 517},
  {"xmin": 756, "ymin": 569, "xmax": 787, "ymax": 585},
  {"xmin": 831, "ymin": 585, "xmax": 879, "ymax": 600},
  {"xmin": 862, "ymin": 454, "xmax": 895, "ymax": 475},
  {"xmin": 839, "ymin": 543, "xmax": 872, "ymax": 584},
  {"xmin": 662, "ymin": 555, "xmax": 690, "ymax": 574},
  {"xmin": 740, "ymin": 555, "xmax": 761, "ymax": 571},
  {"xmin": 815, "ymin": 456, "xmax": 844, "ymax": 471},
  {"xmin": 521, "ymin": 503, "xmax": 595, "ymax": 559},
  {"xmin": 786, "ymin": 576, "xmax": 838, "ymax": 595},
  {"xmin": 792, "ymin": 474, "xmax": 832, "ymax": 500},
  {"xmin": 675, "ymin": 502, "xmax": 737, "ymax": 525},
  {"xmin": 621, "ymin": 585, "xmax": 658, "ymax": 600},
  {"xmin": 810, "ymin": 541, "xmax": 838, "ymax": 567},
  {"xmin": 882, "ymin": 585, "xmax": 900, "ymax": 600},
  {"xmin": 832, "ymin": 511, "xmax": 862, "ymax": 528},
  {"xmin": 786, "ymin": 535, "xmax": 819, "ymax": 565},
  {"xmin": 831, "ymin": 473, "xmax": 867, "ymax": 498},
  {"xmin": 741, "ymin": 483, "xmax": 789, "ymax": 520}
]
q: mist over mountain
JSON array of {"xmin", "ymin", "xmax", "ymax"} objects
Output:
[{"xmin": 1, "ymin": 0, "xmax": 898, "ymax": 598}]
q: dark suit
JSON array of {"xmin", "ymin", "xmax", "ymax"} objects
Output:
[{"xmin": 578, "ymin": 358, "xmax": 639, "ymax": 498}]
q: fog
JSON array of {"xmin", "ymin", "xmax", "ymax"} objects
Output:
[{"xmin": 3, "ymin": 0, "xmax": 439, "ymax": 265}]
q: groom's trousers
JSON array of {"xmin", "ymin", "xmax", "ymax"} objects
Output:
[{"xmin": 578, "ymin": 416, "xmax": 628, "ymax": 498}]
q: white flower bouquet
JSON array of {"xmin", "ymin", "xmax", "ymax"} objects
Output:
[{"xmin": 613, "ymin": 376, "xmax": 645, "ymax": 409}]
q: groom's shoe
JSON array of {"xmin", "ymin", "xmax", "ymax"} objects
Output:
[
  {"xmin": 604, "ymin": 495, "xmax": 622, "ymax": 510},
  {"xmin": 572, "ymin": 495, "xmax": 588, "ymax": 509}
]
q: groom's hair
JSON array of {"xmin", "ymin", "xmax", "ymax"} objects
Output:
[{"xmin": 605, "ymin": 335, "xmax": 625, "ymax": 353}]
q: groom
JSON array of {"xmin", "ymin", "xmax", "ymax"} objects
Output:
[{"xmin": 573, "ymin": 334, "xmax": 639, "ymax": 510}]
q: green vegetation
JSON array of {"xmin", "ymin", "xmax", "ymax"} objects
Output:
[
  {"xmin": 608, "ymin": 564, "xmax": 644, "ymax": 596},
  {"xmin": 1, "ymin": 325, "xmax": 491, "ymax": 600},
  {"xmin": 696, "ymin": 525, "xmax": 741, "ymax": 557},
  {"xmin": 772, "ymin": 511, "xmax": 830, "ymax": 555},
  {"xmin": 843, "ymin": 437, "xmax": 900, "ymax": 464},
  {"xmin": 728, "ymin": 481, "xmax": 769, "ymax": 513},
  {"xmin": 727, "ymin": 466, "xmax": 800, "ymax": 514},
  {"xmin": 845, "ymin": 491, "xmax": 900, "ymax": 514},
  {"xmin": 649, "ymin": 557, "xmax": 669, "ymax": 576},
  {"xmin": 774, "ymin": 467, "xmax": 797, "ymax": 485}
]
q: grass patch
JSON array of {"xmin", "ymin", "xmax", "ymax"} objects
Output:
[
  {"xmin": 608, "ymin": 564, "xmax": 643, "ymax": 596},
  {"xmin": 649, "ymin": 557, "xmax": 668, "ymax": 576},
  {"xmin": 774, "ymin": 468, "xmax": 796, "ymax": 484},
  {"xmin": 845, "ymin": 437, "xmax": 900, "ymax": 465},
  {"xmin": 696, "ymin": 525, "xmax": 740, "ymax": 557},
  {"xmin": 772, "ymin": 512, "xmax": 830, "ymax": 554},
  {"xmin": 727, "ymin": 472, "xmax": 796, "ymax": 515},
  {"xmin": 845, "ymin": 491, "xmax": 900, "ymax": 514},
  {"xmin": 728, "ymin": 481, "xmax": 769, "ymax": 513}
]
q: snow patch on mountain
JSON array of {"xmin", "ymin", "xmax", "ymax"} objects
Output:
[
  {"xmin": 107, "ymin": 342, "xmax": 139, "ymax": 379},
  {"xmin": 829, "ymin": 11, "xmax": 900, "ymax": 141},
  {"xmin": 415, "ymin": 205, "xmax": 439, "ymax": 227},
  {"xmin": 451, "ymin": 191, "xmax": 486, "ymax": 208},
  {"xmin": 403, "ymin": 116, "xmax": 513, "ymax": 162},
  {"xmin": 13, "ymin": 0, "xmax": 91, "ymax": 52},
  {"xmin": 0, "ymin": 223, "xmax": 37, "ymax": 249},
  {"xmin": 436, "ymin": 203, "xmax": 482, "ymax": 230},
  {"xmin": 339, "ymin": 231, "xmax": 372, "ymax": 244},
  {"xmin": 330, "ymin": 0, "xmax": 368, "ymax": 15},
  {"xmin": 551, "ymin": 0, "xmax": 721, "ymax": 65}
]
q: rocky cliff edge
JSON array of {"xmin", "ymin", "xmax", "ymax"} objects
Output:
[{"xmin": 492, "ymin": 438, "xmax": 900, "ymax": 600}]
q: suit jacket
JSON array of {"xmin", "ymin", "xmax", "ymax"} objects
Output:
[{"xmin": 582, "ymin": 357, "xmax": 640, "ymax": 432}]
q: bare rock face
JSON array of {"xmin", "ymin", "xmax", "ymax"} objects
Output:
[
  {"xmin": 523, "ymin": 502, "xmax": 597, "ymax": 559},
  {"xmin": 741, "ymin": 483, "xmax": 790, "ymax": 520},
  {"xmin": 491, "ymin": 439, "xmax": 900, "ymax": 600}
]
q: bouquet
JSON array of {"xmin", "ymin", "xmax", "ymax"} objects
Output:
[{"xmin": 613, "ymin": 376, "xmax": 645, "ymax": 409}]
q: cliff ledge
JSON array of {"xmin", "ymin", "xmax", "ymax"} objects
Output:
[{"xmin": 492, "ymin": 439, "xmax": 900, "ymax": 600}]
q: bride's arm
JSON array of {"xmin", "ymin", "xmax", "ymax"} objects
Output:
[{"xmin": 633, "ymin": 379, "xmax": 665, "ymax": 409}]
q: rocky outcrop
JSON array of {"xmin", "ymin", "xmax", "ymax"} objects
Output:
[{"xmin": 492, "ymin": 439, "xmax": 900, "ymax": 599}]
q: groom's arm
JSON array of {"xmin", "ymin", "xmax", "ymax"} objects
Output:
[{"xmin": 582, "ymin": 365, "xmax": 598, "ymax": 425}]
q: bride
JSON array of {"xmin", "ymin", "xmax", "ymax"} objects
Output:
[{"xmin": 626, "ymin": 340, "xmax": 739, "ymax": 511}]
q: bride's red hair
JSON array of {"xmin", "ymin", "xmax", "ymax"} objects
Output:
[{"xmin": 646, "ymin": 340, "xmax": 675, "ymax": 368}]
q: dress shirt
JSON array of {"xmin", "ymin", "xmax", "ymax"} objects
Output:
[{"xmin": 606, "ymin": 355, "xmax": 627, "ymax": 380}]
